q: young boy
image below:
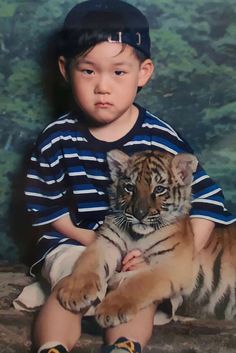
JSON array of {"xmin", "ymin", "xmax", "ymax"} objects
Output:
[{"xmin": 22, "ymin": 1, "xmax": 235, "ymax": 353}]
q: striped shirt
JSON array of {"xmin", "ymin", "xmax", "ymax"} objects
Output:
[{"xmin": 26, "ymin": 105, "xmax": 236, "ymax": 275}]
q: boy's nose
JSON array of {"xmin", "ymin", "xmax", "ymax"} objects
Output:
[{"xmin": 94, "ymin": 76, "xmax": 111, "ymax": 94}]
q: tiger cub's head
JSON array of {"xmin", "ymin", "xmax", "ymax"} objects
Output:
[{"xmin": 107, "ymin": 150, "xmax": 198, "ymax": 239}]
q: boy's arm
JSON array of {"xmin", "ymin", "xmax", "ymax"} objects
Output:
[
  {"xmin": 190, "ymin": 218, "xmax": 215, "ymax": 252},
  {"xmin": 52, "ymin": 214, "xmax": 96, "ymax": 246}
]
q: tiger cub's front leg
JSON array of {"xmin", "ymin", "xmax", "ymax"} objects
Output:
[
  {"xmin": 95, "ymin": 267, "xmax": 177, "ymax": 328},
  {"xmin": 55, "ymin": 239, "xmax": 119, "ymax": 313}
]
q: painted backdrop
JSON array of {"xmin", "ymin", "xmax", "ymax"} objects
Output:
[{"xmin": 0, "ymin": 0, "xmax": 235, "ymax": 263}]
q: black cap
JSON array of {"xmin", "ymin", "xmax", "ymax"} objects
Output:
[{"xmin": 63, "ymin": 0, "xmax": 151, "ymax": 58}]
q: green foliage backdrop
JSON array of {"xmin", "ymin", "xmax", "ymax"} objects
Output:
[{"xmin": 0, "ymin": 0, "xmax": 235, "ymax": 262}]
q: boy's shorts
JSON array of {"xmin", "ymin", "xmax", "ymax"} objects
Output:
[
  {"xmin": 13, "ymin": 244, "xmax": 107, "ymax": 314},
  {"xmin": 42, "ymin": 244, "xmax": 87, "ymax": 288}
]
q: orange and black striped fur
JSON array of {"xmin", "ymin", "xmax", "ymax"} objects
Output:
[{"xmin": 55, "ymin": 150, "xmax": 236, "ymax": 327}]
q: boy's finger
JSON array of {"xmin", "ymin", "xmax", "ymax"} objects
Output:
[
  {"xmin": 122, "ymin": 249, "xmax": 142, "ymax": 264},
  {"xmin": 122, "ymin": 256, "xmax": 145, "ymax": 271}
]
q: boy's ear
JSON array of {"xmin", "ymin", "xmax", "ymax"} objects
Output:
[
  {"xmin": 58, "ymin": 56, "xmax": 68, "ymax": 81},
  {"xmin": 138, "ymin": 59, "xmax": 154, "ymax": 88}
]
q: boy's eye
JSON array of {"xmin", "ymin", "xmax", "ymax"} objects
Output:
[
  {"xmin": 114, "ymin": 70, "xmax": 125, "ymax": 76},
  {"xmin": 82, "ymin": 69, "xmax": 94, "ymax": 75}
]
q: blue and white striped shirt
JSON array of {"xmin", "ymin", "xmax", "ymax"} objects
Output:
[{"xmin": 25, "ymin": 106, "xmax": 236, "ymax": 275}]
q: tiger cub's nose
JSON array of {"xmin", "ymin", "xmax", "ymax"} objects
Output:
[{"xmin": 133, "ymin": 206, "xmax": 148, "ymax": 221}]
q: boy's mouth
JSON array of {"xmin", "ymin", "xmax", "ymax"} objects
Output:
[{"xmin": 95, "ymin": 102, "xmax": 112, "ymax": 108}]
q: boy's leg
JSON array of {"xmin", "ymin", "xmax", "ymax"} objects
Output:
[
  {"xmin": 33, "ymin": 245, "xmax": 86, "ymax": 352},
  {"xmin": 34, "ymin": 291, "xmax": 82, "ymax": 352},
  {"xmin": 102, "ymin": 304, "xmax": 156, "ymax": 353}
]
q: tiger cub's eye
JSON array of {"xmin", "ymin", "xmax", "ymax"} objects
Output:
[
  {"xmin": 124, "ymin": 183, "xmax": 135, "ymax": 193},
  {"xmin": 153, "ymin": 185, "xmax": 166, "ymax": 195}
]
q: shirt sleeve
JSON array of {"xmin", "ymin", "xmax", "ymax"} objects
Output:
[
  {"xmin": 190, "ymin": 163, "xmax": 235, "ymax": 225},
  {"xmin": 161, "ymin": 127, "xmax": 236, "ymax": 225},
  {"xmin": 25, "ymin": 143, "xmax": 70, "ymax": 226},
  {"xmin": 175, "ymin": 134, "xmax": 236, "ymax": 225}
]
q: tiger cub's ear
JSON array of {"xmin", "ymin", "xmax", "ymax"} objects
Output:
[
  {"xmin": 172, "ymin": 153, "xmax": 198, "ymax": 186},
  {"xmin": 107, "ymin": 149, "xmax": 130, "ymax": 181}
]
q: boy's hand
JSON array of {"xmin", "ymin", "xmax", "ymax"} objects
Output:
[{"xmin": 121, "ymin": 249, "xmax": 148, "ymax": 272}]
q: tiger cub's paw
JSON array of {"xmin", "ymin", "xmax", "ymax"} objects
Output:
[
  {"xmin": 55, "ymin": 272, "xmax": 101, "ymax": 312},
  {"xmin": 95, "ymin": 294, "xmax": 138, "ymax": 327}
]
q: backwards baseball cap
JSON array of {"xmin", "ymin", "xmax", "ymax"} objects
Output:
[{"xmin": 63, "ymin": 0, "xmax": 151, "ymax": 58}]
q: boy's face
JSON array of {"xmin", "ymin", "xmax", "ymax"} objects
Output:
[{"xmin": 58, "ymin": 42, "xmax": 153, "ymax": 126}]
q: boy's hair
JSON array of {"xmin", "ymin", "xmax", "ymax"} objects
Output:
[{"xmin": 56, "ymin": 0, "xmax": 151, "ymax": 73}]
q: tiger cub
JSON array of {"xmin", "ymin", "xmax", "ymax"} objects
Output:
[{"xmin": 55, "ymin": 150, "xmax": 236, "ymax": 327}]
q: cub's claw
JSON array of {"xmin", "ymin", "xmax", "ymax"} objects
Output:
[
  {"xmin": 95, "ymin": 295, "xmax": 138, "ymax": 328},
  {"xmin": 55, "ymin": 272, "xmax": 101, "ymax": 313}
]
